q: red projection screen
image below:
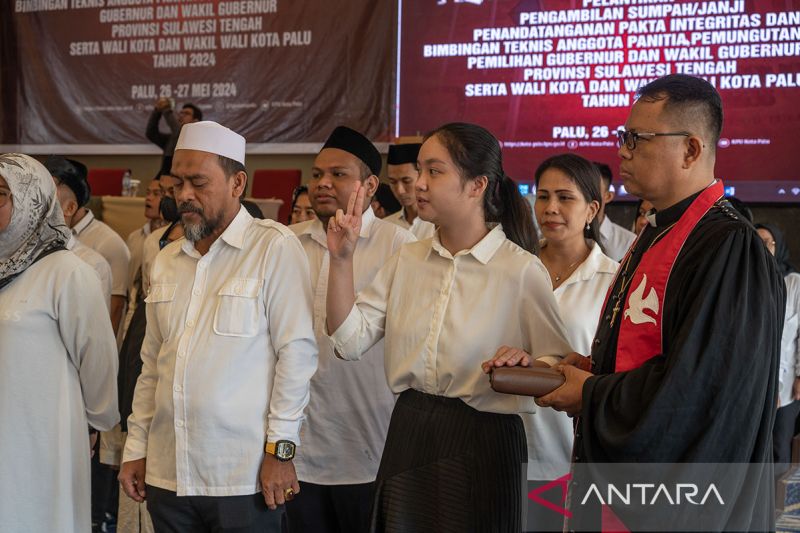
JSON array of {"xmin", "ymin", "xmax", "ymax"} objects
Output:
[{"xmin": 397, "ymin": 0, "xmax": 800, "ymax": 202}]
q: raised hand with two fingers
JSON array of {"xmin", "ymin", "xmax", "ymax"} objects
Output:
[{"xmin": 326, "ymin": 182, "xmax": 366, "ymax": 261}]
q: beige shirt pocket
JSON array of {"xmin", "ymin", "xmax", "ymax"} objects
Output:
[
  {"xmin": 145, "ymin": 283, "xmax": 177, "ymax": 333},
  {"xmin": 213, "ymin": 278, "xmax": 263, "ymax": 337}
]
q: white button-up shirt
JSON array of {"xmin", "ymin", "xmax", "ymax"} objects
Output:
[
  {"xmin": 599, "ymin": 215, "xmax": 636, "ymax": 262},
  {"xmin": 292, "ymin": 208, "xmax": 415, "ymax": 485},
  {"xmin": 67, "ymin": 235, "xmax": 112, "ymax": 309},
  {"xmin": 73, "ymin": 210, "xmax": 131, "ymax": 297},
  {"xmin": 385, "ymin": 208, "xmax": 436, "ymax": 241},
  {"xmin": 328, "ymin": 225, "xmax": 573, "ymax": 415},
  {"xmin": 141, "ymin": 225, "xmax": 172, "ymax": 297},
  {"xmin": 123, "ymin": 207, "xmax": 318, "ymax": 496},
  {"xmin": 523, "ymin": 242, "xmax": 617, "ymax": 480},
  {"xmin": 779, "ymin": 273, "xmax": 800, "ymax": 407}
]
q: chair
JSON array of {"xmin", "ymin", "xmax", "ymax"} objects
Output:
[
  {"xmin": 87, "ymin": 168, "xmax": 127, "ymax": 196},
  {"xmin": 250, "ymin": 169, "xmax": 302, "ymax": 224}
]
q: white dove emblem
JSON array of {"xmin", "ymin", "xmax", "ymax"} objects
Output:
[{"xmin": 623, "ymin": 274, "xmax": 659, "ymax": 325}]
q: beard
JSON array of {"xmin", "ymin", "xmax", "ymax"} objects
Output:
[{"xmin": 180, "ymin": 202, "xmax": 222, "ymax": 242}]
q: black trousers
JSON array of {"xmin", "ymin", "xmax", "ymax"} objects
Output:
[
  {"xmin": 146, "ymin": 485, "xmax": 283, "ymax": 533},
  {"xmin": 774, "ymin": 400, "xmax": 800, "ymax": 477},
  {"xmin": 284, "ymin": 481, "xmax": 374, "ymax": 533},
  {"xmin": 91, "ymin": 435, "xmax": 117, "ymax": 527}
]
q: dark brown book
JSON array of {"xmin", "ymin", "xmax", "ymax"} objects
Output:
[{"xmin": 489, "ymin": 366, "xmax": 566, "ymax": 397}]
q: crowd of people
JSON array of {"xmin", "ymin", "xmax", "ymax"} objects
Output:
[{"xmin": 0, "ymin": 74, "xmax": 796, "ymax": 533}]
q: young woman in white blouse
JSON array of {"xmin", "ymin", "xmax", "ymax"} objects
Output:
[
  {"xmin": 526, "ymin": 154, "xmax": 618, "ymax": 531},
  {"xmin": 325, "ymin": 123, "xmax": 573, "ymax": 532}
]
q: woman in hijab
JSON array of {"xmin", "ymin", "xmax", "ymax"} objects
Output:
[
  {"xmin": 756, "ymin": 223, "xmax": 800, "ymax": 479},
  {"xmin": 0, "ymin": 154, "xmax": 119, "ymax": 531}
]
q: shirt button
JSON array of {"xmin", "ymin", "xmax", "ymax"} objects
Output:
[
  {"xmin": 593, "ymin": 338, "xmax": 600, "ymax": 346},
  {"xmin": 192, "ymin": 288, "xmax": 201, "ymax": 296},
  {"xmin": 186, "ymin": 319, "xmax": 195, "ymax": 328},
  {"xmin": 177, "ymin": 351, "xmax": 185, "ymax": 358},
  {"xmin": 174, "ymin": 385, "xmax": 182, "ymax": 392},
  {"xmin": 176, "ymin": 420, "xmax": 184, "ymax": 428},
  {"xmin": 198, "ymin": 263, "xmax": 206, "ymax": 270}
]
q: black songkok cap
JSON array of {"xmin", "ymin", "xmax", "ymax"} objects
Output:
[
  {"xmin": 387, "ymin": 143, "xmax": 421, "ymax": 166},
  {"xmin": 373, "ymin": 183, "xmax": 402, "ymax": 214},
  {"xmin": 321, "ymin": 126, "xmax": 382, "ymax": 177},
  {"xmin": 45, "ymin": 155, "xmax": 91, "ymax": 207}
]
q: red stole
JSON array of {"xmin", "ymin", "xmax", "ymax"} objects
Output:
[{"xmin": 613, "ymin": 181, "xmax": 724, "ymax": 372}]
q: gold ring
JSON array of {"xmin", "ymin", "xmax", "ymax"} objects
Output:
[{"xmin": 284, "ymin": 488, "xmax": 295, "ymax": 499}]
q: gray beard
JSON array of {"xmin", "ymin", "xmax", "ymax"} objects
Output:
[
  {"xmin": 180, "ymin": 201, "xmax": 222, "ymax": 243},
  {"xmin": 183, "ymin": 219, "xmax": 212, "ymax": 242}
]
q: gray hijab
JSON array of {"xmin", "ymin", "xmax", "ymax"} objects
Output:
[{"xmin": 0, "ymin": 154, "xmax": 71, "ymax": 289}]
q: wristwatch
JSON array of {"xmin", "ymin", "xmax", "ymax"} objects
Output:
[{"xmin": 265, "ymin": 440, "xmax": 296, "ymax": 461}]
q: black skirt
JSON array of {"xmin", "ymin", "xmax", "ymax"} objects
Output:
[{"xmin": 371, "ymin": 389, "xmax": 527, "ymax": 533}]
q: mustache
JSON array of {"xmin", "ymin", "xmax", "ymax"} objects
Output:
[{"xmin": 178, "ymin": 202, "xmax": 203, "ymax": 215}]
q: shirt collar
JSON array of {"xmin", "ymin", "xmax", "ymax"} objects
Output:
[
  {"xmin": 556, "ymin": 241, "xmax": 618, "ymax": 289},
  {"xmin": 142, "ymin": 222, "xmax": 153, "ymax": 237},
  {"xmin": 388, "ymin": 208, "xmax": 416, "ymax": 229},
  {"xmin": 66, "ymin": 234, "xmax": 77, "ymax": 250},
  {"xmin": 298, "ymin": 218, "xmax": 327, "ymax": 247},
  {"xmin": 649, "ymin": 193, "xmax": 697, "ymax": 227},
  {"xmin": 72, "ymin": 209, "xmax": 95, "ymax": 236},
  {"xmin": 299, "ymin": 207, "xmax": 377, "ymax": 249},
  {"xmin": 599, "ymin": 216, "xmax": 613, "ymax": 238},
  {"xmin": 389, "ymin": 209, "xmax": 406, "ymax": 223},
  {"xmin": 649, "ymin": 180, "xmax": 717, "ymax": 227},
  {"xmin": 429, "ymin": 224, "xmax": 506, "ymax": 265},
  {"xmin": 220, "ymin": 205, "xmax": 253, "ymax": 250},
  {"xmin": 178, "ymin": 205, "xmax": 252, "ymax": 257}
]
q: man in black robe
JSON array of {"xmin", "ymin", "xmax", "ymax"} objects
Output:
[{"xmin": 534, "ymin": 74, "xmax": 785, "ymax": 531}]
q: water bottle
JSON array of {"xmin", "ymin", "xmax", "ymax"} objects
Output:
[{"xmin": 122, "ymin": 169, "xmax": 132, "ymax": 196}]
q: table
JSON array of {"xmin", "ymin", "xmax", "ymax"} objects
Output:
[
  {"xmin": 99, "ymin": 196, "xmax": 285, "ymax": 240},
  {"xmin": 245, "ymin": 198, "xmax": 283, "ymax": 221}
]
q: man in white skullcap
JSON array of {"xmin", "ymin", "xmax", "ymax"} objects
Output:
[{"xmin": 119, "ymin": 121, "xmax": 318, "ymax": 532}]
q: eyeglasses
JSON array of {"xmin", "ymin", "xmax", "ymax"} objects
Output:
[
  {"xmin": 0, "ymin": 189, "xmax": 11, "ymax": 209},
  {"xmin": 616, "ymin": 129, "xmax": 691, "ymax": 151}
]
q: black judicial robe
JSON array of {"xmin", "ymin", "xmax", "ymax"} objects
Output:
[{"xmin": 572, "ymin": 195, "xmax": 785, "ymax": 531}]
